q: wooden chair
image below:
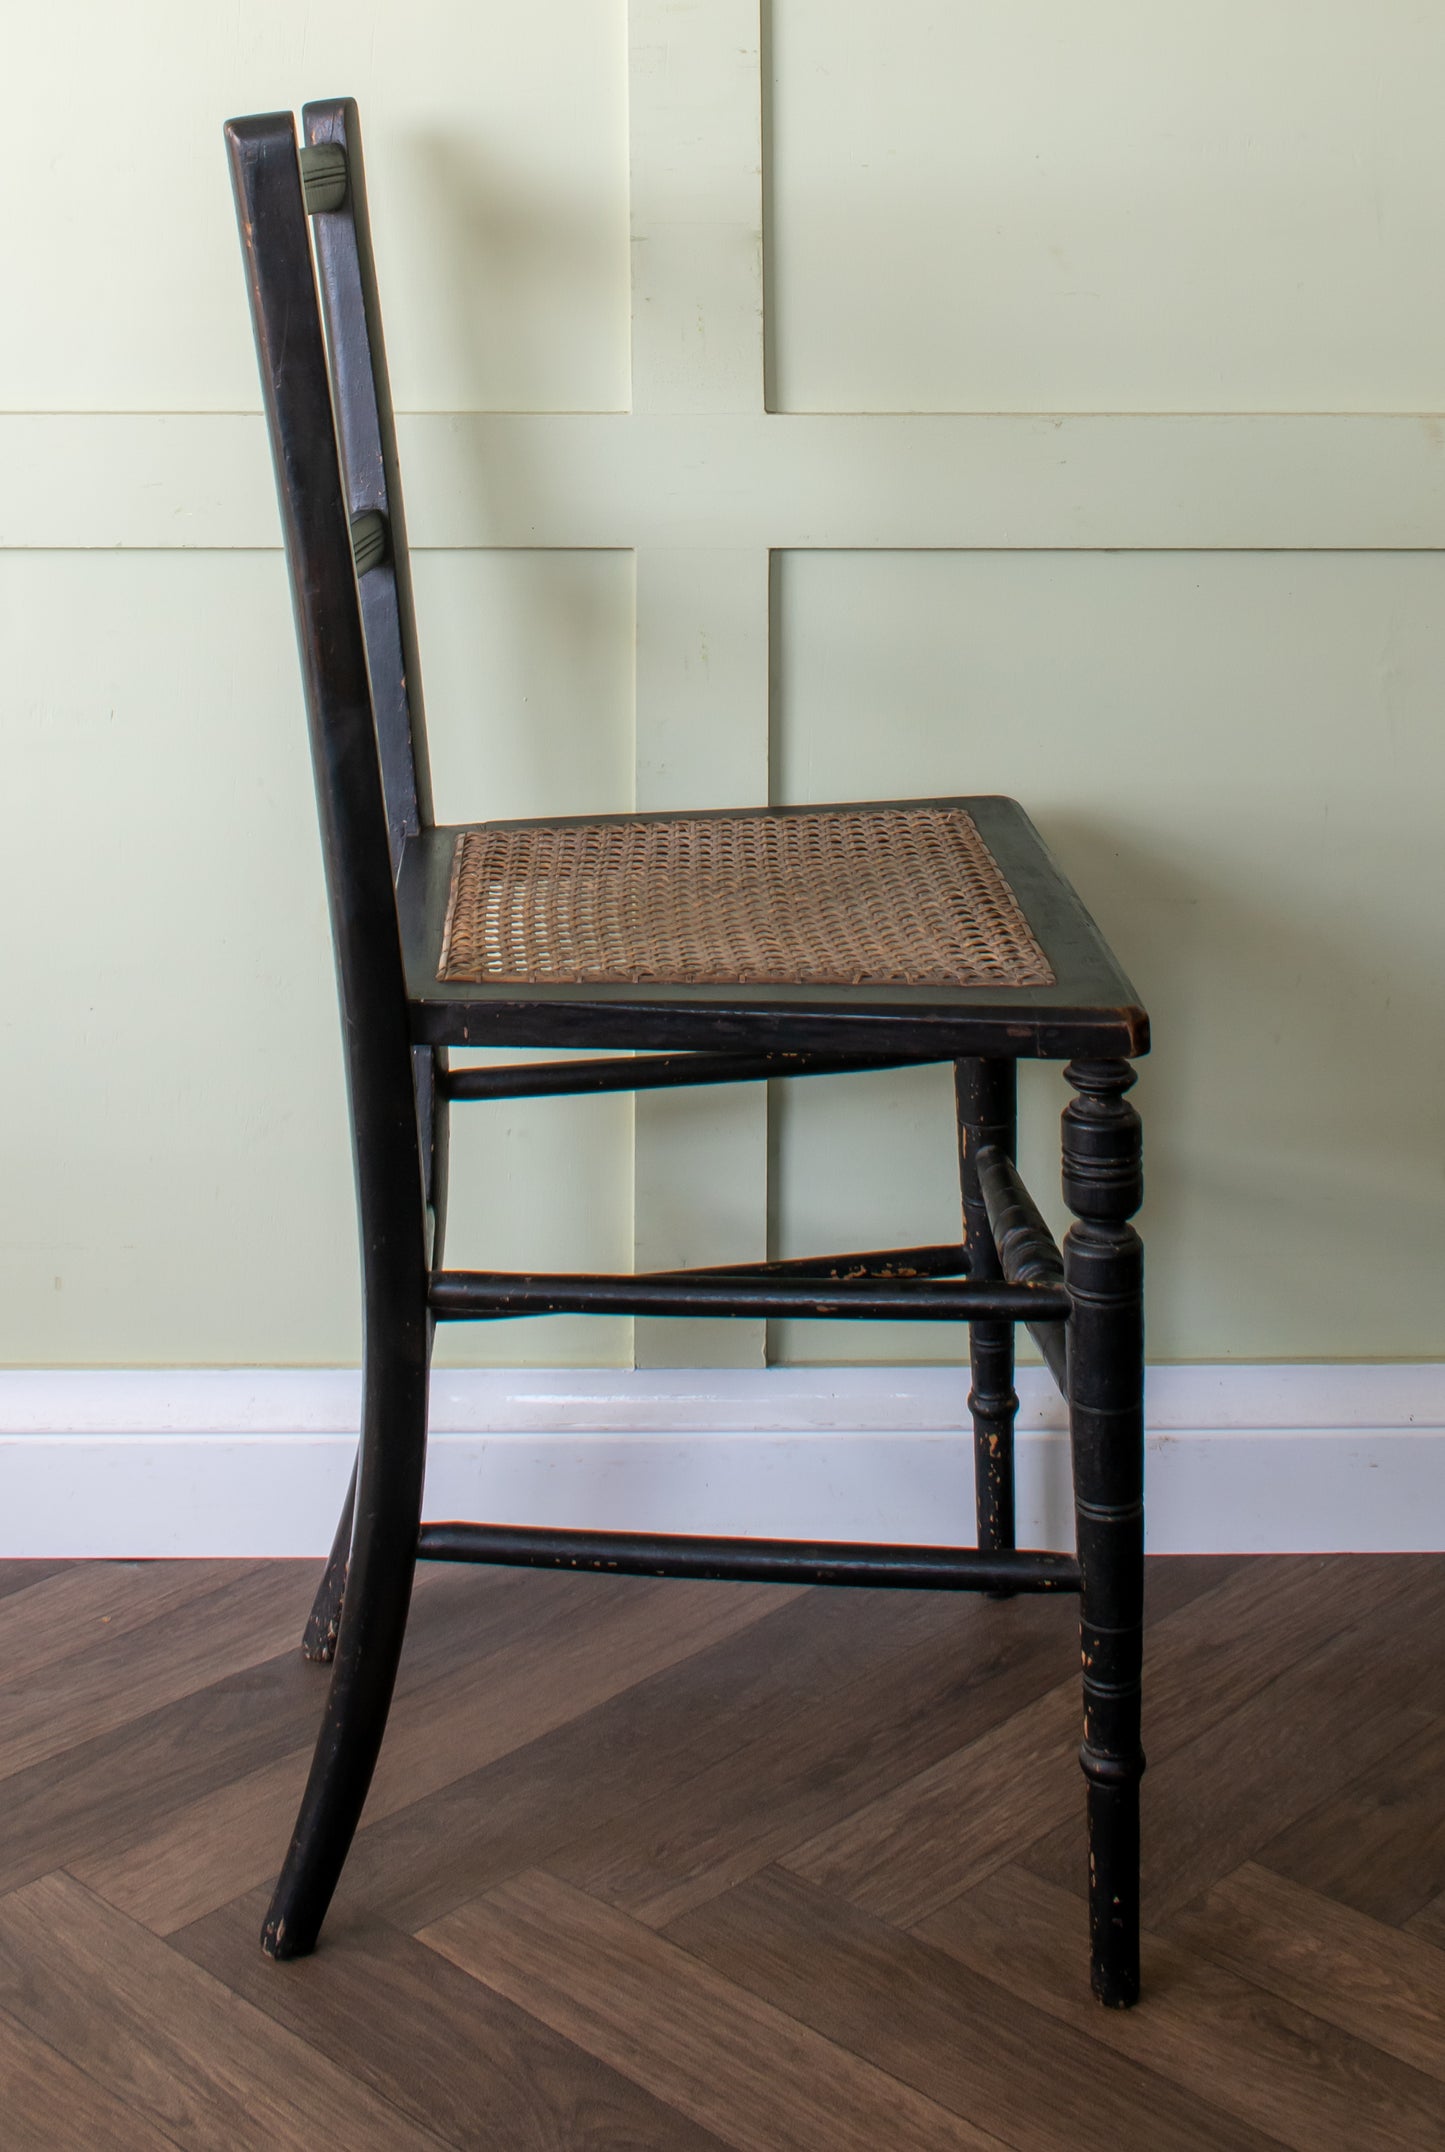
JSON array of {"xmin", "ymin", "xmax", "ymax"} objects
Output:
[{"xmin": 225, "ymin": 100, "xmax": 1149, "ymax": 2006}]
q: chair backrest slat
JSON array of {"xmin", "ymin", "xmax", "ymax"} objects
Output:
[{"xmin": 302, "ymin": 98, "xmax": 433, "ymax": 864}]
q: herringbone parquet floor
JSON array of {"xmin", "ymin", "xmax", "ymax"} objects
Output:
[{"xmin": 2, "ymin": 1551, "xmax": 1443, "ymax": 2148}]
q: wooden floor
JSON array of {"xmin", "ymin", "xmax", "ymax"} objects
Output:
[{"xmin": 2, "ymin": 1552, "xmax": 1444, "ymax": 2148}]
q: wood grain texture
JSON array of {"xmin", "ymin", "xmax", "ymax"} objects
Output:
[
  {"xmin": 1168, "ymin": 1864, "xmax": 1445, "ymax": 2084},
  {"xmin": 74, "ymin": 1569, "xmax": 791, "ymax": 1934},
  {"xmin": 1021, "ymin": 1564, "xmax": 1445, "ymax": 1920},
  {"xmin": 0, "ymin": 1875, "xmax": 451, "ymax": 2152},
  {"xmin": 0, "ymin": 1641, "xmax": 328, "ymax": 1899},
  {"xmin": 332, "ymin": 1574, "xmax": 993, "ymax": 1931},
  {"xmin": 420, "ymin": 1869, "xmax": 1006, "ymax": 2152},
  {"xmin": 176, "ymin": 1885, "xmax": 730, "ymax": 2150},
  {"xmin": 0, "ymin": 1561, "xmax": 317, "ymax": 1779},
  {"xmin": 2, "ymin": 1554, "xmax": 1441, "ymax": 2149},
  {"xmin": 68, "ymin": 1562, "xmax": 593, "ymax": 1929},
  {"xmin": 1257, "ymin": 1711, "xmax": 1445, "ymax": 1927},
  {"xmin": 664, "ymin": 1865, "xmax": 1280, "ymax": 2151},
  {"xmin": 784, "ymin": 1552, "xmax": 1441, "ymax": 1926},
  {"xmin": 919, "ymin": 1866, "xmax": 1445, "ymax": 2152},
  {"xmin": 0, "ymin": 1561, "xmax": 242, "ymax": 1690},
  {"xmin": 780, "ymin": 1662, "xmax": 1081, "ymax": 1922},
  {"xmin": 357, "ymin": 1551, "xmax": 1231, "ymax": 1938},
  {"xmin": 550, "ymin": 1582, "xmax": 1079, "ymax": 1928},
  {"xmin": 1405, "ymin": 1886, "xmax": 1445, "ymax": 1952},
  {"xmin": 0, "ymin": 2004, "xmax": 183, "ymax": 2152},
  {"xmin": 0, "ymin": 1558, "xmax": 74, "ymax": 1602}
]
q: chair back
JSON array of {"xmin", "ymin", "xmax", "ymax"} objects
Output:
[
  {"xmin": 226, "ymin": 106, "xmax": 427, "ymax": 1242},
  {"xmin": 228, "ymin": 98, "xmax": 433, "ymax": 864}
]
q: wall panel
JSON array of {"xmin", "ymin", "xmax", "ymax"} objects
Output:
[
  {"xmin": 0, "ymin": 549, "xmax": 634, "ymax": 1367},
  {"xmin": 2, "ymin": 2, "xmax": 1441, "ymax": 1374},
  {"xmin": 0, "ymin": 1, "xmax": 630, "ymax": 412},
  {"xmin": 771, "ymin": 549, "xmax": 1445, "ymax": 1361},
  {"xmin": 768, "ymin": 0, "xmax": 1445, "ymax": 412}
]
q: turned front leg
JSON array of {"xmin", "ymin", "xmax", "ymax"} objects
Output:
[{"xmin": 1063, "ymin": 1057, "xmax": 1145, "ymax": 2007}]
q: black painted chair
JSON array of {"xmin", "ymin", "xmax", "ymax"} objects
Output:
[{"xmin": 226, "ymin": 100, "xmax": 1149, "ymax": 2005}]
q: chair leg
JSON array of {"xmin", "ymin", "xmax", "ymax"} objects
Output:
[
  {"xmin": 954, "ymin": 1059, "xmax": 1019, "ymax": 1577},
  {"xmin": 302, "ymin": 1454, "xmax": 357, "ymax": 1663},
  {"xmin": 261, "ymin": 1303, "xmax": 429, "ymax": 1960},
  {"xmin": 1062, "ymin": 1058, "xmax": 1145, "ymax": 2007}
]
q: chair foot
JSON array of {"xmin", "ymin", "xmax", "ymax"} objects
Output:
[
  {"xmin": 261, "ymin": 1328, "xmax": 427, "ymax": 1959},
  {"xmin": 301, "ymin": 1456, "xmax": 358, "ymax": 1663},
  {"xmin": 259, "ymin": 1910, "xmax": 311, "ymax": 1962}
]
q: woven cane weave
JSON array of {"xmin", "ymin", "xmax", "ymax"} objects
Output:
[{"xmin": 436, "ymin": 806, "xmax": 1054, "ymax": 989}]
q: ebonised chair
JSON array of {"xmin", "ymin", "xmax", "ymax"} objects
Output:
[{"xmin": 226, "ymin": 100, "xmax": 1149, "ymax": 2006}]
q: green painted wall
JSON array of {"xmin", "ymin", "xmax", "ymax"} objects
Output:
[{"xmin": 3, "ymin": 3, "xmax": 1442, "ymax": 1367}]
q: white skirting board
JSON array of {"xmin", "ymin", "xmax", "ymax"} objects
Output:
[{"xmin": 0, "ymin": 1364, "xmax": 1441, "ymax": 1559}]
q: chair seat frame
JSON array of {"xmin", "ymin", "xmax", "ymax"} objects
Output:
[{"xmin": 226, "ymin": 100, "xmax": 1148, "ymax": 2007}]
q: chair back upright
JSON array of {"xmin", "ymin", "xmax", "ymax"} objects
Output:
[
  {"xmin": 225, "ymin": 106, "xmax": 427, "ymax": 1254},
  {"xmin": 301, "ymin": 98, "xmax": 433, "ymax": 863}
]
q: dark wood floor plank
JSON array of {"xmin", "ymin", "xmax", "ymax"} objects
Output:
[
  {"xmin": 664, "ymin": 1865, "xmax": 1282, "ymax": 2152},
  {"xmin": 0, "ymin": 1642, "xmax": 330, "ymax": 1901},
  {"xmin": 65, "ymin": 1563, "xmax": 589, "ymax": 1926},
  {"xmin": 1, "ymin": 1553, "xmax": 1441, "ymax": 2151},
  {"xmin": 0, "ymin": 1552, "xmax": 479, "ymax": 1899},
  {"xmin": 327, "ymin": 1580, "xmax": 1019, "ymax": 1932},
  {"xmin": 549, "ymin": 1584, "xmax": 1080, "ymax": 1930},
  {"xmin": 419, "ymin": 1869, "xmax": 1005, "ymax": 2152},
  {"xmin": 784, "ymin": 1555, "xmax": 1435, "ymax": 1926},
  {"xmin": 1405, "ymin": 1888, "xmax": 1445, "ymax": 1951},
  {"xmin": 552, "ymin": 1557, "xmax": 1258, "ymax": 1935},
  {"xmin": 785, "ymin": 1673, "xmax": 1081, "ymax": 1922},
  {"xmin": 0, "ymin": 1874, "xmax": 454, "ymax": 2152},
  {"xmin": 919, "ymin": 1865, "xmax": 1445, "ymax": 2152},
  {"xmin": 1141, "ymin": 1553, "xmax": 1250, "ymax": 1622},
  {"xmin": 76, "ymin": 1573, "xmax": 793, "ymax": 1935},
  {"xmin": 1255, "ymin": 1712, "xmax": 1445, "ymax": 1927},
  {"xmin": 0, "ymin": 1562, "xmax": 319, "ymax": 1780},
  {"xmin": 176, "ymin": 1884, "xmax": 731, "ymax": 2152},
  {"xmin": 0, "ymin": 1559, "xmax": 74, "ymax": 1602},
  {"xmin": 1021, "ymin": 1576, "xmax": 1445, "ymax": 1921},
  {"xmin": 1130, "ymin": 1553, "xmax": 1445, "ymax": 1730},
  {"xmin": 1168, "ymin": 1863, "xmax": 1445, "ymax": 2083},
  {"xmin": 0, "ymin": 1567, "xmax": 484, "ymax": 1902},
  {"xmin": 0, "ymin": 2003, "xmax": 184, "ymax": 2151},
  {"xmin": 0, "ymin": 1561, "xmax": 238, "ymax": 1690},
  {"xmin": 119, "ymin": 1556, "xmax": 1235, "ymax": 1945}
]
